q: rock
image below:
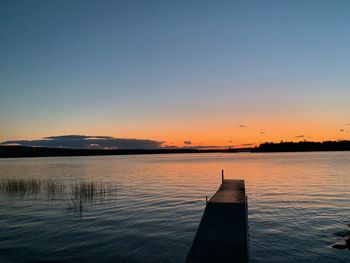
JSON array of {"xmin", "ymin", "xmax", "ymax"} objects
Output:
[{"xmin": 331, "ymin": 242, "xmax": 347, "ymax": 250}]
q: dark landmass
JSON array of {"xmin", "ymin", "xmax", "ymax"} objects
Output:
[
  {"xmin": 0, "ymin": 145, "xmax": 238, "ymax": 158},
  {"xmin": 252, "ymin": 140, "xmax": 350, "ymax": 152},
  {"xmin": 1, "ymin": 140, "xmax": 350, "ymax": 158}
]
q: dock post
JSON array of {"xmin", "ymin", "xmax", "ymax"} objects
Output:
[{"xmin": 221, "ymin": 169, "xmax": 224, "ymax": 183}]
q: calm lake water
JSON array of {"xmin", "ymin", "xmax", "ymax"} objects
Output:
[{"xmin": 0, "ymin": 152, "xmax": 349, "ymax": 262}]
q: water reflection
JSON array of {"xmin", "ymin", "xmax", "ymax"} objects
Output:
[{"xmin": 0, "ymin": 152, "xmax": 349, "ymax": 262}]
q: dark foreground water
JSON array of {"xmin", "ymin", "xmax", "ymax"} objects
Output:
[{"xmin": 0, "ymin": 152, "xmax": 349, "ymax": 262}]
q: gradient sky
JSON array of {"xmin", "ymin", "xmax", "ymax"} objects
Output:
[{"xmin": 1, "ymin": 0, "xmax": 350, "ymax": 148}]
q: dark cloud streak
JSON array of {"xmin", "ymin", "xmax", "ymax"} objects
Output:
[
  {"xmin": 240, "ymin": 143, "xmax": 255, "ymax": 147},
  {"xmin": 44, "ymin": 135, "xmax": 114, "ymax": 140},
  {"xmin": 1, "ymin": 135, "xmax": 164, "ymax": 149}
]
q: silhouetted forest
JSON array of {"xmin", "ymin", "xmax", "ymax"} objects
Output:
[
  {"xmin": 0, "ymin": 145, "xmax": 237, "ymax": 158},
  {"xmin": 252, "ymin": 140, "xmax": 350, "ymax": 152},
  {"xmin": 1, "ymin": 140, "xmax": 349, "ymax": 158}
]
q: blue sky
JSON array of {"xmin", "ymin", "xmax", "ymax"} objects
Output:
[{"xmin": 1, "ymin": 0, "xmax": 350, "ymax": 146}]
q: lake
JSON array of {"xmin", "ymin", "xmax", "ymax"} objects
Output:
[{"xmin": 0, "ymin": 152, "xmax": 349, "ymax": 262}]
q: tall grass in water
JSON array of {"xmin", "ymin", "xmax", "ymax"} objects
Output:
[
  {"xmin": 0, "ymin": 178, "xmax": 118, "ymax": 212},
  {"xmin": 0, "ymin": 178, "xmax": 42, "ymax": 195},
  {"xmin": 71, "ymin": 181, "xmax": 118, "ymax": 199},
  {"xmin": 0, "ymin": 178, "xmax": 117, "ymax": 197}
]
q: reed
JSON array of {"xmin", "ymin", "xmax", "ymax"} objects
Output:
[
  {"xmin": 0, "ymin": 178, "xmax": 117, "ymax": 200},
  {"xmin": 44, "ymin": 179, "xmax": 66, "ymax": 197},
  {"xmin": 0, "ymin": 178, "xmax": 42, "ymax": 195},
  {"xmin": 65, "ymin": 198, "xmax": 83, "ymax": 212},
  {"xmin": 0, "ymin": 178, "xmax": 117, "ymax": 216}
]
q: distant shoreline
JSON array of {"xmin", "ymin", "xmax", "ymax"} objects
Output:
[
  {"xmin": 251, "ymin": 140, "xmax": 350, "ymax": 153},
  {"xmin": 0, "ymin": 145, "xmax": 241, "ymax": 158},
  {"xmin": 1, "ymin": 140, "xmax": 350, "ymax": 158}
]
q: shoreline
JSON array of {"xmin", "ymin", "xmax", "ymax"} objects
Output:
[{"xmin": 1, "ymin": 145, "xmax": 350, "ymax": 158}]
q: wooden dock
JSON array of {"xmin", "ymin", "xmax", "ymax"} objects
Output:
[{"xmin": 186, "ymin": 173, "xmax": 249, "ymax": 263}]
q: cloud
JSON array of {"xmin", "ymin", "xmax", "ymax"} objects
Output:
[
  {"xmin": 1, "ymin": 135, "xmax": 164, "ymax": 149},
  {"xmin": 184, "ymin": 140, "xmax": 192, "ymax": 145},
  {"xmin": 44, "ymin": 135, "xmax": 114, "ymax": 140},
  {"xmin": 178, "ymin": 145, "xmax": 227, "ymax": 149},
  {"xmin": 339, "ymin": 129, "xmax": 344, "ymax": 132},
  {"xmin": 240, "ymin": 143, "xmax": 255, "ymax": 147},
  {"xmin": 294, "ymin": 135, "xmax": 304, "ymax": 138},
  {"xmin": 345, "ymin": 123, "xmax": 350, "ymax": 125},
  {"xmin": 238, "ymin": 125, "xmax": 247, "ymax": 128}
]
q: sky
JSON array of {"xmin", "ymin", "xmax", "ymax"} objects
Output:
[{"xmin": 1, "ymin": 0, "xmax": 350, "ymax": 149}]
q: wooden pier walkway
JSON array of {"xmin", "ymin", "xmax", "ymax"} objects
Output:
[{"xmin": 186, "ymin": 172, "xmax": 249, "ymax": 263}]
